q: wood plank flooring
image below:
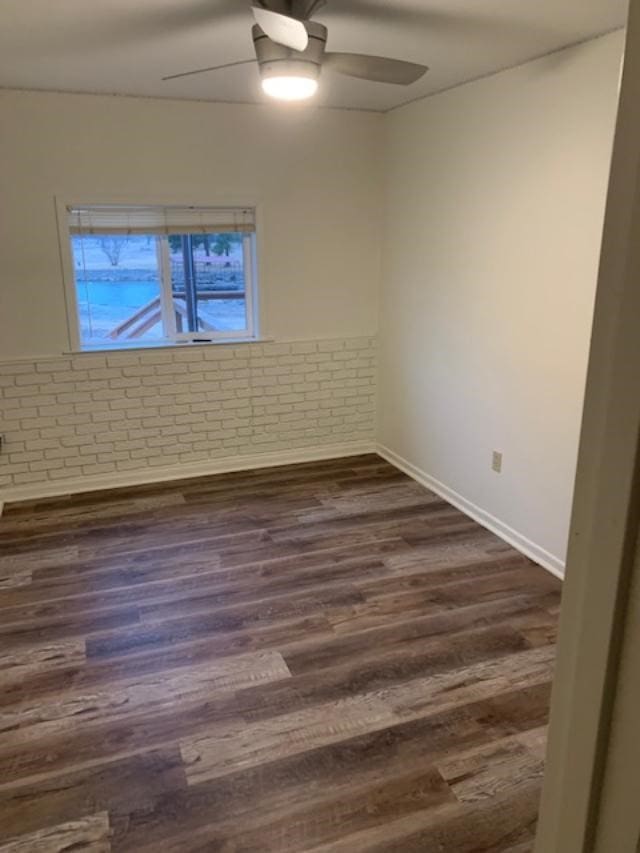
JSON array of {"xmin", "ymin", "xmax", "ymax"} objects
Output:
[{"xmin": 0, "ymin": 454, "xmax": 562, "ymax": 852}]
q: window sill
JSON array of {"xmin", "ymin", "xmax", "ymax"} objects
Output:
[{"xmin": 65, "ymin": 337, "xmax": 272, "ymax": 356}]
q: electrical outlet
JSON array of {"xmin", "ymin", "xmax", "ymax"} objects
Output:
[{"xmin": 492, "ymin": 451, "xmax": 503, "ymax": 473}]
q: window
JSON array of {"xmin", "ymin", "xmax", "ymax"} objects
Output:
[{"xmin": 66, "ymin": 205, "xmax": 257, "ymax": 349}]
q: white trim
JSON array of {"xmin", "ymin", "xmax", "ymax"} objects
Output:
[
  {"xmin": 0, "ymin": 334, "xmax": 372, "ymax": 365},
  {"xmin": 55, "ymin": 195, "xmax": 82, "ymax": 352},
  {"xmin": 2, "ymin": 440, "xmax": 567, "ymax": 579},
  {"xmin": 377, "ymin": 443, "xmax": 565, "ymax": 580},
  {"xmin": 158, "ymin": 236, "xmax": 177, "ymax": 339},
  {"xmin": 1, "ymin": 442, "xmax": 375, "ymax": 504},
  {"xmin": 66, "ymin": 337, "xmax": 267, "ymax": 356},
  {"xmin": 243, "ymin": 231, "xmax": 257, "ymax": 340}
]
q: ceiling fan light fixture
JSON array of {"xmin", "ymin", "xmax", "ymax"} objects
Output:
[
  {"xmin": 259, "ymin": 58, "xmax": 320, "ymax": 101},
  {"xmin": 261, "ymin": 74, "xmax": 318, "ymax": 100}
]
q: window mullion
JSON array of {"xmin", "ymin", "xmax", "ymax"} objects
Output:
[
  {"xmin": 243, "ymin": 233, "xmax": 255, "ymax": 339},
  {"xmin": 158, "ymin": 237, "xmax": 177, "ymax": 341},
  {"xmin": 181, "ymin": 235, "xmax": 198, "ymax": 334}
]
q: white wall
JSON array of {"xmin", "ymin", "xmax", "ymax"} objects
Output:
[
  {"xmin": 378, "ymin": 31, "xmax": 623, "ymax": 571},
  {"xmin": 0, "ymin": 91, "xmax": 382, "ymax": 361}
]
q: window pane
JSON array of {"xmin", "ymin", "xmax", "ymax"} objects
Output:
[
  {"xmin": 168, "ymin": 233, "xmax": 249, "ymax": 335},
  {"xmin": 72, "ymin": 235, "xmax": 164, "ymax": 346}
]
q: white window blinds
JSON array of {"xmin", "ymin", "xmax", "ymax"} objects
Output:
[{"xmin": 67, "ymin": 205, "xmax": 255, "ymax": 236}]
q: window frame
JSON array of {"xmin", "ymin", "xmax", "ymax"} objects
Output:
[{"xmin": 56, "ymin": 196, "xmax": 262, "ymax": 352}]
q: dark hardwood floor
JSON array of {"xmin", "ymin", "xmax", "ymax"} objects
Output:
[{"xmin": 0, "ymin": 454, "xmax": 562, "ymax": 852}]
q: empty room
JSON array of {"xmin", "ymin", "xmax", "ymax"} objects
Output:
[{"xmin": 0, "ymin": 0, "xmax": 632, "ymax": 850}]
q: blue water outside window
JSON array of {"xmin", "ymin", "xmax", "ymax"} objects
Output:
[{"xmin": 72, "ymin": 235, "xmax": 165, "ymax": 345}]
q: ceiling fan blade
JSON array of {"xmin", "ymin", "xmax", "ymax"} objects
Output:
[
  {"xmin": 162, "ymin": 59, "xmax": 256, "ymax": 82},
  {"xmin": 252, "ymin": 6, "xmax": 309, "ymax": 51},
  {"xmin": 323, "ymin": 53, "xmax": 428, "ymax": 85}
]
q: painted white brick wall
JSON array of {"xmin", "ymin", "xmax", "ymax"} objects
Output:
[{"xmin": 0, "ymin": 337, "xmax": 376, "ymax": 495}]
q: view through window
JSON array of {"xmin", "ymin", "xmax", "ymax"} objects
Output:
[{"xmin": 67, "ymin": 206, "xmax": 256, "ymax": 349}]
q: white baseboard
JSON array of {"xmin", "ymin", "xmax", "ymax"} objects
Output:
[
  {"xmin": 377, "ymin": 443, "xmax": 565, "ymax": 580},
  {"xmin": 1, "ymin": 441, "xmax": 376, "ymax": 504},
  {"xmin": 1, "ymin": 440, "xmax": 566, "ymax": 582}
]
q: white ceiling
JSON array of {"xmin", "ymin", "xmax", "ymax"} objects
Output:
[{"xmin": 0, "ymin": 0, "xmax": 627, "ymax": 112}]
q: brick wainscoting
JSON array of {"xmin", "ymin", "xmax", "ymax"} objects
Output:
[{"xmin": 0, "ymin": 337, "xmax": 376, "ymax": 499}]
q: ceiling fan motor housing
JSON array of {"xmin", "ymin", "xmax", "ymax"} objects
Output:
[{"xmin": 252, "ymin": 21, "xmax": 327, "ymax": 84}]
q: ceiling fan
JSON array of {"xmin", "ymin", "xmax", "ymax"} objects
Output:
[{"xmin": 163, "ymin": 0, "xmax": 428, "ymax": 101}]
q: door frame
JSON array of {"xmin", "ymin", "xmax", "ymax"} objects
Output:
[{"xmin": 535, "ymin": 3, "xmax": 640, "ymax": 849}]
